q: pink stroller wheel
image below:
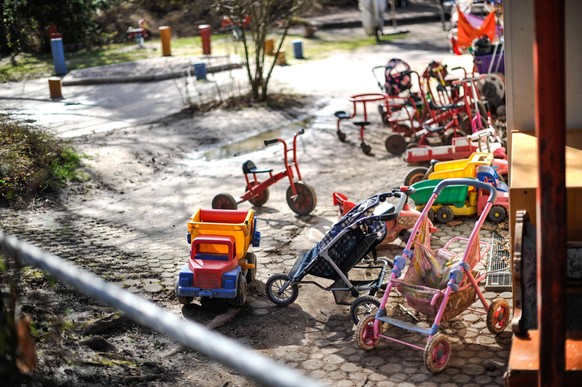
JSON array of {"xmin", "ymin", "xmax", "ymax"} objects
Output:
[
  {"xmin": 355, "ymin": 315, "xmax": 382, "ymax": 351},
  {"xmin": 486, "ymin": 298, "xmax": 510, "ymax": 334},
  {"xmin": 424, "ymin": 334, "xmax": 451, "ymax": 374}
]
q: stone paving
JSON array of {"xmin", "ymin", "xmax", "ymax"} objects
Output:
[{"xmin": 0, "ymin": 108, "xmax": 513, "ymax": 386}]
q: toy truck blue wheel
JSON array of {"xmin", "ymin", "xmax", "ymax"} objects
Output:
[
  {"xmin": 228, "ymin": 275, "xmax": 247, "ymax": 307},
  {"xmin": 245, "ymin": 252, "xmax": 257, "ymax": 283},
  {"xmin": 175, "ymin": 282, "xmax": 193, "ymax": 305}
]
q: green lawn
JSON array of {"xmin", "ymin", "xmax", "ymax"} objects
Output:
[{"xmin": 0, "ymin": 30, "xmax": 403, "ymax": 83}]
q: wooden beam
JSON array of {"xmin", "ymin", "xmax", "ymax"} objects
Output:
[{"xmin": 533, "ymin": 0, "xmax": 566, "ymax": 385}]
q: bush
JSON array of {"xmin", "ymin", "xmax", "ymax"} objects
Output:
[{"xmin": 0, "ymin": 115, "xmax": 85, "ymax": 207}]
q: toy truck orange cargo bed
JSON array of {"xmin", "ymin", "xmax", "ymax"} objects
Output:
[{"xmin": 187, "ymin": 208, "xmax": 255, "ymax": 259}]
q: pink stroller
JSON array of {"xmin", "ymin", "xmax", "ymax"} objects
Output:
[{"xmin": 353, "ymin": 179, "xmax": 510, "ymax": 373}]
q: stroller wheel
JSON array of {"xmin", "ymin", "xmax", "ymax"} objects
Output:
[
  {"xmin": 350, "ymin": 295, "xmax": 381, "ymax": 325},
  {"xmin": 486, "ymin": 298, "xmax": 510, "ymax": 334},
  {"xmin": 355, "ymin": 315, "xmax": 382, "ymax": 351},
  {"xmin": 265, "ymin": 274, "xmax": 298, "ymax": 306},
  {"xmin": 424, "ymin": 333, "xmax": 451, "ymax": 374}
]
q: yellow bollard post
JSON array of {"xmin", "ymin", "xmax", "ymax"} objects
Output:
[
  {"xmin": 264, "ymin": 39, "xmax": 274, "ymax": 56},
  {"xmin": 48, "ymin": 77, "xmax": 63, "ymax": 99},
  {"xmin": 159, "ymin": 26, "xmax": 172, "ymax": 56}
]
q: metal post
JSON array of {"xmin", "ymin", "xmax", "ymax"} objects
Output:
[{"xmin": 534, "ymin": 0, "xmax": 566, "ymax": 385}]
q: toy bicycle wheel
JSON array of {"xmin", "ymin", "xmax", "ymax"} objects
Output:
[
  {"xmin": 229, "ymin": 275, "xmax": 247, "ymax": 307},
  {"xmin": 247, "ymin": 181, "xmax": 270, "ymax": 207},
  {"xmin": 385, "ymin": 134, "xmax": 407, "ymax": 156},
  {"xmin": 486, "ymin": 298, "xmax": 510, "ymax": 334},
  {"xmin": 245, "ymin": 252, "xmax": 257, "ymax": 284},
  {"xmin": 404, "ymin": 167, "xmax": 429, "ymax": 186},
  {"xmin": 424, "ymin": 333, "xmax": 451, "ymax": 374},
  {"xmin": 212, "ymin": 193, "xmax": 237, "ymax": 210},
  {"xmin": 286, "ymin": 181, "xmax": 317, "ymax": 216},
  {"xmin": 487, "ymin": 205, "xmax": 507, "ymax": 223},
  {"xmin": 350, "ymin": 295, "xmax": 381, "ymax": 325},
  {"xmin": 266, "ymin": 274, "xmax": 299, "ymax": 306},
  {"xmin": 355, "ymin": 315, "xmax": 382, "ymax": 351}
]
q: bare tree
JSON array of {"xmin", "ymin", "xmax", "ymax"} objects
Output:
[{"xmin": 215, "ymin": 0, "xmax": 310, "ymax": 102}]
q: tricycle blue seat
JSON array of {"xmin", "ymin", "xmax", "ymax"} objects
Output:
[
  {"xmin": 242, "ymin": 160, "xmax": 272, "ymax": 174},
  {"xmin": 334, "ymin": 111, "xmax": 350, "ymax": 119}
]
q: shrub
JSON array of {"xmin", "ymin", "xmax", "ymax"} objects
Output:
[{"xmin": 0, "ymin": 115, "xmax": 85, "ymax": 207}]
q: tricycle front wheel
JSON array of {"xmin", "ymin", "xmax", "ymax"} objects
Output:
[
  {"xmin": 287, "ymin": 182, "xmax": 317, "ymax": 216},
  {"xmin": 266, "ymin": 274, "xmax": 299, "ymax": 306},
  {"xmin": 212, "ymin": 193, "xmax": 237, "ymax": 210}
]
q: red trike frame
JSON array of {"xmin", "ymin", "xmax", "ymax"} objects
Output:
[{"xmin": 211, "ymin": 128, "xmax": 317, "ymax": 216}]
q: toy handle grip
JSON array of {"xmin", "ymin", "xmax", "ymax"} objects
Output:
[
  {"xmin": 264, "ymin": 138, "xmax": 278, "ymax": 146},
  {"xmin": 433, "ymin": 178, "xmax": 498, "ymax": 203}
]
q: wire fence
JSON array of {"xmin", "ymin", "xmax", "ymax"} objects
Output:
[{"xmin": 0, "ymin": 229, "xmax": 322, "ymax": 387}]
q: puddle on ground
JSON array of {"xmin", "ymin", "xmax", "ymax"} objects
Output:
[{"xmin": 197, "ymin": 118, "xmax": 312, "ymax": 161}]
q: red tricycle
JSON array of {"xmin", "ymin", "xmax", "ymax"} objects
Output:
[{"xmin": 211, "ymin": 128, "xmax": 317, "ymax": 216}]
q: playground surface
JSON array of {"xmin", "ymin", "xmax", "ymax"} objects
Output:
[{"xmin": 0, "ymin": 13, "xmax": 512, "ymax": 387}]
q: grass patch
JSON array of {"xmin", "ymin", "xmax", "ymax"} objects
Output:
[
  {"xmin": 0, "ymin": 114, "xmax": 87, "ymax": 207},
  {"xmin": 0, "ymin": 31, "xmax": 397, "ymax": 83}
]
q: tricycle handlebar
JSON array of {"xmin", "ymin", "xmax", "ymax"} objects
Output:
[{"xmin": 264, "ymin": 128, "xmax": 305, "ymax": 147}]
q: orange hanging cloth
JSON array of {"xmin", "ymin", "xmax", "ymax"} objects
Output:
[{"xmin": 456, "ymin": 10, "xmax": 497, "ymax": 50}]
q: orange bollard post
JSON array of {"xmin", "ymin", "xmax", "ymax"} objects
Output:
[
  {"xmin": 159, "ymin": 26, "xmax": 172, "ymax": 56},
  {"xmin": 199, "ymin": 24, "xmax": 211, "ymax": 55},
  {"xmin": 48, "ymin": 77, "xmax": 63, "ymax": 99},
  {"xmin": 264, "ymin": 39, "xmax": 274, "ymax": 56}
]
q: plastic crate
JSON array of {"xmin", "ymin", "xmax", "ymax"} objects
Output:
[{"xmin": 409, "ymin": 179, "xmax": 471, "ymax": 207}]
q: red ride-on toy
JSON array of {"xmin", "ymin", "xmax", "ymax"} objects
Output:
[
  {"xmin": 334, "ymin": 92, "xmax": 388, "ymax": 155},
  {"xmin": 212, "ymin": 128, "xmax": 317, "ymax": 216},
  {"xmin": 383, "ymin": 69, "xmax": 468, "ymax": 156}
]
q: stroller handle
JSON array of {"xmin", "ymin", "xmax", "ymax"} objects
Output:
[
  {"xmin": 363, "ymin": 190, "xmax": 408, "ymax": 223},
  {"xmin": 434, "ymin": 178, "xmax": 498, "ymax": 203}
]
